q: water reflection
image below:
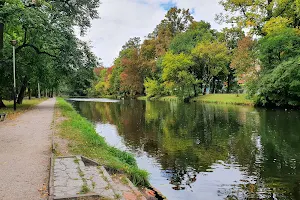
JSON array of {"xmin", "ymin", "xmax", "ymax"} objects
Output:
[{"xmin": 72, "ymin": 100, "xmax": 300, "ymax": 200}]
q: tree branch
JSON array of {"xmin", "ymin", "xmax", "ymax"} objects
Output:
[{"xmin": 16, "ymin": 44, "xmax": 57, "ymax": 58}]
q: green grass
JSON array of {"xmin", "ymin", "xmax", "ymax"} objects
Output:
[
  {"xmin": 157, "ymin": 96, "xmax": 179, "ymax": 101},
  {"xmin": 80, "ymin": 184, "xmax": 90, "ymax": 194},
  {"xmin": 0, "ymin": 98, "xmax": 47, "ymax": 119},
  {"xmin": 137, "ymin": 96, "xmax": 148, "ymax": 100},
  {"xmin": 138, "ymin": 96, "xmax": 179, "ymax": 102},
  {"xmin": 56, "ymin": 98, "xmax": 149, "ymax": 187},
  {"xmin": 138, "ymin": 94, "xmax": 253, "ymax": 106},
  {"xmin": 191, "ymin": 94, "xmax": 253, "ymax": 106}
]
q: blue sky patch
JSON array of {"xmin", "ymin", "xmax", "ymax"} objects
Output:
[
  {"xmin": 190, "ymin": 8, "xmax": 195, "ymax": 15},
  {"xmin": 160, "ymin": 1, "xmax": 176, "ymax": 10}
]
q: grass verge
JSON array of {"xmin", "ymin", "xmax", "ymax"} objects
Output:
[
  {"xmin": 138, "ymin": 94, "xmax": 253, "ymax": 106},
  {"xmin": 55, "ymin": 98, "xmax": 149, "ymax": 187},
  {"xmin": 191, "ymin": 94, "xmax": 253, "ymax": 106},
  {"xmin": 0, "ymin": 98, "xmax": 47, "ymax": 120},
  {"xmin": 137, "ymin": 96, "xmax": 179, "ymax": 102}
]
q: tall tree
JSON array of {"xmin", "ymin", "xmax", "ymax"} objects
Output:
[
  {"xmin": 162, "ymin": 52, "xmax": 195, "ymax": 98},
  {"xmin": 231, "ymin": 36, "xmax": 257, "ymax": 84},
  {"xmin": 192, "ymin": 41, "xmax": 230, "ymax": 94},
  {"xmin": 220, "ymin": 27, "xmax": 245, "ymax": 93}
]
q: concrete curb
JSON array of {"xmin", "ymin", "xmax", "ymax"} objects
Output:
[
  {"xmin": 53, "ymin": 194, "xmax": 102, "ymax": 200},
  {"xmin": 49, "ymin": 99, "xmax": 56, "ymax": 200},
  {"xmin": 48, "ymin": 154, "xmax": 55, "ymax": 200}
]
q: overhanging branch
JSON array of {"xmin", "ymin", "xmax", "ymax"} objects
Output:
[{"xmin": 16, "ymin": 44, "xmax": 57, "ymax": 58}]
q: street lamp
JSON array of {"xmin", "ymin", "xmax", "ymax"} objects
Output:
[{"xmin": 10, "ymin": 40, "xmax": 17, "ymax": 111}]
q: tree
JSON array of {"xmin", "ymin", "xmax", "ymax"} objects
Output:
[
  {"xmin": 117, "ymin": 38, "xmax": 144, "ymax": 96},
  {"xmin": 140, "ymin": 38, "xmax": 157, "ymax": 78},
  {"xmin": 257, "ymin": 28, "xmax": 300, "ymax": 70},
  {"xmin": 144, "ymin": 78, "xmax": 164, "ymax": 98},
  {"xmin": 231, "ymin": 36, "xmax": 257, "ymax": 80},
  {"xmin": 169, "ymin": 21, "xmax": 215, "ymax": 54},
  {"xmin": 120, "ymin": 49, "xmax": 144, "ymax": 96},
  {"xmin": 161, "ymin": 52, "xmax": 195, "ymax": 98},
  {"xmin": 254, "ymin": 56, "xmax": 300, "ymax": 107},
  {"xmin": 109, "ymin": 65, "xmax": 123, "ymax": 95},
  {"xmin": 192, "ymin": 41, "xmax": 230, "ymax": 94},
  {"xmin": 220, "ymin": 27, "xmax": 245, "ymax": 93},
  {"xmin": 0, "ymin": 0, "xmax": 100, "ymax": 107},
  {"xmin": 149, "ymin": 7, "xmax": 194, "ymax": 56}
]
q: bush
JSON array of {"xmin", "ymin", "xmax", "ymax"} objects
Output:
[
  {"xmin": 255, "ymin": 56, "xmax": 300, "ymax": 107},
  {"xmin": 144, "ymin": 78, "xmax": 164, "ymax": 97}
]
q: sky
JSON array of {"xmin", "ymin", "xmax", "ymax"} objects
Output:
[{"xmin": 81, "ymin": 0, "xmax": 226, "ymax": 67}]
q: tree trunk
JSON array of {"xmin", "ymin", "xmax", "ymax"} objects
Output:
[
  {"xmin": 28, "ymin": 85, "xmax": 31, "ymax": 100},
  {"xmin": 203, "ymin": 87, "xmax": 207, "ymax": 95},
  {"xmin": 193, "ymin": 84, "xmax": 198, "ymax": 97},
  {"xmin": 200, "ymin": 83, "xmax": 203, "ymax": 94},
  {"xmin": 0, "ymin": 96, "xmax": 6, "ymax": 108},
  {"xmin": 212, "ymin": 77, "xmax": 216, "ymax": 94},
  {"xmin": 0, "ymin": 1, "xmax": 4, "ymax": 59},
  {"xmin": 0, "ymin": 22, "xmax": 4, "ymax": 59},
  {"xmin": 227, "ymin": 74, "xmax": 231, "ymax": 93},
  {"xmin": 51, "ymin": 87, "xmax": 54, "ymax": 98},
  {"xmin": 17, "ymin": 77, "xmax": 28, "ymax": 104},
  {"xmin": 266, "ymin": 0, "xmax": 273, "ymax": 20}
]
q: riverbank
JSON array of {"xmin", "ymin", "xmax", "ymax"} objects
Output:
[
  {"xmin": 54, "ymin": 98, "xmax": 149, "ymax": 187},
  {"xmin": 138, "ymin": 94, "xmax": 254, "ymax": 106},
  {"xmin": 137, "ymin": 96, "xmax": 180, "ymax": 102},
  {"xmin": 191, "ymin": 94, "xmax": 253, "ymax": 106},
  {"xmin": 1, "ymin": 98, "xmax": 47, "ymax": 120}
]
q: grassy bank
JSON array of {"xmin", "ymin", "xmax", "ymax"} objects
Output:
[
  {"xmin": 191, "ymin": 94, "xmax": 253, "ymax": 106},
  {"xmin": 1, "ymin": 98, "xmax": 47, "ymax": 120},
  {"xmin": 138, "ymin": 94, "xmax": 253, "ymax": 106},
  {"xmin": 137, "ymin": 96, "xmax": 179, "ymax": 101},
  {"xmin": 55, "ymin": 98, "xmax": 149, "ymax": 186}
]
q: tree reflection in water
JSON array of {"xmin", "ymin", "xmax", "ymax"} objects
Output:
[{"xmin": 72, "ymin": 99, "xmax": 300, "ymax": 200}]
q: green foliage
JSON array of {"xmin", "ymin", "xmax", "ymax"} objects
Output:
[
  {"xmin": 169, "ymin": 21, "xmax": 215, "ymax": 54},
  {"xmin": 218, "ymin": 0, "xmax": 300, "ymax": 35},
  {"xmin": 262, "ymin": 17, "xmax": 292, "ymax": 35},
  {"xmin": 257, "ymin": 28, "xmax": 300, "ymax": 69},
  {"xmin": 254, "ymin": 56, "xmax": 300, "ymax": 107},
  {"xmin": 144, "ymin": 78, "xmax": 164, "ymax": 98},
  {"xmin": 192, "ymin": 41, "xmax": 230, "ymax": 86},
  {"xmin": 0, "ymin": 0, "xmax": 99, "ymax": 106},
  {"xmin": 162, "ymin": 52, "xmax": 195, "ymax": 97}
]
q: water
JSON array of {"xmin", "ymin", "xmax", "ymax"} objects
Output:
[{"xmin": 71, "ymin": 99, "xmax": 300, "ymax": 200}]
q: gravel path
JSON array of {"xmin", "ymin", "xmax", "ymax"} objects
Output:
[{"xmin": 0, "ymin": 98, "xmax": 55, "ymax": 200}]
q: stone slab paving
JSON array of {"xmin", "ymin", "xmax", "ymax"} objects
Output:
[
  {"xmin": 112, "ymin": 175, "xmax": 147, "ymax": 200},
  {"xmin": 53, "ymin": 156, "xmax": 124, "ymax": 200}
]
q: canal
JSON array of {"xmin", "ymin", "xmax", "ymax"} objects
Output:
[{"xmin": 70, "ymin": 99, "xmax": 300, "ymax": 200}]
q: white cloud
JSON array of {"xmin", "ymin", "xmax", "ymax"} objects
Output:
[{"xmin": 81, "ymin": 0, "xmax": 225, "ymax": 67}]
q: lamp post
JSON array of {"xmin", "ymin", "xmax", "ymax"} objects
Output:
[{"xmin": 10, "ymin": 40, "xmax": 17, "ymax": 111}]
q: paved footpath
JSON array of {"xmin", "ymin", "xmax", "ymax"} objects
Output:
[{"xmin": 0, "ymin": 98, "xmax": 55, "ymax": 200}]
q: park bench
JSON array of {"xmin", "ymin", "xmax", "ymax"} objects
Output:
[{"xmin": 0, "ymin": 113, "xmax": 7, "ymax": 122}]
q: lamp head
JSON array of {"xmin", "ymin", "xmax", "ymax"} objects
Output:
[{"xmin": 10, "ymin": 40, "xmax": 17, "ymax": 46}]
